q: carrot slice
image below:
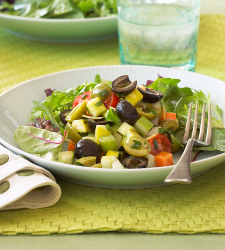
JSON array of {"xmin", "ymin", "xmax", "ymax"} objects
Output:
[
  {"xmin": 155, "ymin": 152, "xmax": 173, "ymax": 167},
  {"xmin": 68, "ymin": 141, "xmax": 75, "ymax": 151},
  {"xmin": 161, "ymin": 112, "xmax": 176, "ymax": 121}
]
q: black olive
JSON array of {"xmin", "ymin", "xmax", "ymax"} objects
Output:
[
  {"xmin": 122, "ymin": 157, "xmax": 148, "ymax": 169},
  {"xmin": 112, "ymin": 75, "xmax": 137, "ymax": 96},
  {"xmin": 87, "ymin": 119, "xmax": 113, "ymax": 131},
  {"xmin": 137, "ymin": 87, "xmax": 164, "ymax": 103},
  {"xmin": 116, "ymin": 100, "xmax": 138, "ymax": 125},
  {"xmin": 59, "ymin": 109, "xmax": 72, "ymax": 125},
  {"xmin": 74, "ymin": 139, "xmax": 103, "ymax": 161}
]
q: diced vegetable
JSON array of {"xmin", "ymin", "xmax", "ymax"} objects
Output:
[
  {"xmin": 161, "ymin": 112, "xmax": 176, "ymax": 121},
  {"xmin": 72, "ymin": 119, "xmax": 90, "ymax": 133},
  {"xmin": 101, "ymin": 156, "xmax": 117, "ymax": 168},
  {"xmin": 99, "ymin": 134, "xmax": 118, "ymax": 153},
  {"xmin": 112, "ymin": 159, "xmax": 125, "ymax": 169},
  {"xmin": 106, "ymin": 150, "xmax": 120, "ymax": 159},
  {"xmin": 58, "ymin": 151, "xmax": 74, "ymax": 164},
  {"xmin": 117, "ymin": 122, "xmax": 137, "ymax": 136},
  {"xmin": 112, "ymin": 132, "xmax": 122, "ymax": 149},
  {"xmin": 74, "ymin": 156, "xmax": 96, "ymax": 167},
  {"xmin": 146, "ymin": 126, "xmax": 160, "ymax": 138},
  {"xmin": 65, "ymin": 122, "xmax": 82, "ymax": 142},
  {"xmin": 134, "ymin": 116, "xmax": 154, "ymax": 136},
  {"xmin": 87, "ymin": 97, "xmax": 107, "ymax": 117},
  {"xmin": 155, "ymin": 152, "xmax": 173, "ymax": 167},
  {"xmin": 111, "ymin": 122, "xmax": 123, "ymax": 134},
  {"xmin": 66, "ymin": 101, "xmax": 87, "ymax": 122},
  {"xmin": 95, "ymin": 125, "xmax": 111, "ymax": 142},
  {"xmin": 146, "ymin": 154, "xmax": 156, "ymax": 168},
  {"xmin": 82, "ymin": 137, "xmax": 99, "ymax": 144},
  {"xmin": 68, "ymin": 141, "xmax": 75, "ymax": 151},
  {"xmin": 125, "ymin": 88, "xmax": 143, "ymax": 106},
  {"xmin": 92, "ymin": 163, "xmax": 102, "ymax": 168}
]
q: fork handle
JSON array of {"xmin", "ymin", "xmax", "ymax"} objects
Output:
[{"xmin": 164, "ymin": 139, "xmax": 194, "ymax": 184}]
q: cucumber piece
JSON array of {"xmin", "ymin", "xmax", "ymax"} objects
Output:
[
  {"xmin": 125, "ymin": 88, "xmax": 143, "ymax": 107},
  {"xmin": 58, "ymin": 151, "xmax": 74, "ymax": 164},
  {"xmin": 134, "ymin": 116, "xmax": 154, "ymax": 137},
  {"xmin": 112, "ymin": 159, "xmax": 125, "ymax": 169},
  {"xmin": 117, "ymin": 122, "xmax": 137, "ymax": 136},
  {"xmin": 74, "ymin": 156, "xmax": 96, "ymax": 167},
  {"xmin": 99, "ymin": 134, "xmax": 118, "ymax": 153},
  {"xmin": 86, "ymin": 97, "xmax": 107, "ymax": 117},
  {"xmin": 72, "ymin": 119, "xmax": 90, "ymax": 133},
  {"xmin": 101, "ymin": 156, "xmax": 117, "ymax": 168}
]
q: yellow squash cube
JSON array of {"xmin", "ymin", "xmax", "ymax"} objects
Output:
[
  {"xmin": 86, "ymin": 97, "xmax": 107, "ymax": 117},
  {"xmin": 125, "ymin": 88, "xmax": 143, "ymax": 106}
]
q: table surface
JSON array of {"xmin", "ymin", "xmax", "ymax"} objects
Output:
[{"xmin": 1, "ymin": 0, "xmax": 225, "ymax": 249}]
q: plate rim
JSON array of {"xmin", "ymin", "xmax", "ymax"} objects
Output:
[{"xmin": 0, "ymin": 12, "xmax": 117, "ymax": 23}]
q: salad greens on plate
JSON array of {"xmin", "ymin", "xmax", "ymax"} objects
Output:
[
  {"xmin": 0, "ymin": 0, "xmax": 117, "ymax": 18},
  {"xmin": 13, "ymin": 73, "xmax": 225, "ymax": 169}
]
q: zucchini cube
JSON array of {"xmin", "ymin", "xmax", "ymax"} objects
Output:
[
  {"xmin": 101, "ymin": 156, "xmax": 117, "ymax": 168},
  {"xmin": 106, "ymin": 150, "xmax": 120, "ymax": 159},
  {"xmin": 86, "ymin": 97, "xmax": 107, "ymax": 117},
  {"xmin": 99, "ymin": 134, "xmax": 118, "ymax": 153},
  {"xmin": 125, "ymin": 88, "xmax": 143, "ymax": 106},
  {"xmin": 117, "ymin": 122, "xmax": 137, "ymax": 136},
  {"xmin": 134, "ymin": 116, "xmax": 154, "ymax": 136},
  {"xmin": 95, "ymin": 125, "xmax": 111, "ymax": 142},
  {"xmin": 72, "ymin": 119, "xmax": 90, "ymax": 133}
]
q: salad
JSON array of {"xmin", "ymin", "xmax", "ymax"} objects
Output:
[
  {"xmin": 0, "ymin": 0, "xmax": 117, "ymax": 18},
  {"xmin": 14, "ymin": 74, "xmax": 225, "ymax": 169}
]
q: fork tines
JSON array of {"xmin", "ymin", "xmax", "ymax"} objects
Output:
[{"xmin": 182, "ymin": 102, "xmax": 212, "ymax": 146}]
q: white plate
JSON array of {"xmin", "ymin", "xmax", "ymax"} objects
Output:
[
  {"xmin": 0, "ymin": 13, "xmax": 117, "ymax": 43},
  {"xmin": 1, "ymin": 65, "xmax": 225, "ymax": 189}
]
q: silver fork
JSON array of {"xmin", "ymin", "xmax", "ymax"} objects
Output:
[{"xmin": 164, "ymin": 102, "xmax": 212, "ymax": 184}]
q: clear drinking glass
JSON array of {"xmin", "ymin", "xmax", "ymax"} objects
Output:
[{"xmin": 117, "ymin": 0, "xmax": 201, "ymax": 71}]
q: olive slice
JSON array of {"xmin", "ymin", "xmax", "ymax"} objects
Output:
[
  {"xmin": 122, "ymin": 157, "xmax": 148, "ymax": 169},
  {"xmin": 137, "ymin": 87, "xmax": 164, "ymax": 103},
  {"xmin": 87, "ymin": 119, "xmax": 113, "ymax": 131},
  {"xmin": 59, "ymin": 109, "xmax": 72, "ymax": 125},
  {"xmin": 112, "ymin": 75, "xmax": 137, "ymax": 96},
  {"xmin": 116, "ymin": 100, "xmax": 138, "ymax": 125}
]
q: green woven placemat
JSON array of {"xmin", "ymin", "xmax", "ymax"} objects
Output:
[{"xmin": 1, "ymin": 15, "xmax": 225, "ymax": 235}]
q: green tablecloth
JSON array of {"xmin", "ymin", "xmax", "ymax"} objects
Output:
[{"xmin": 1, "ymin": 15, "xmax": 225, "ymax": 236}]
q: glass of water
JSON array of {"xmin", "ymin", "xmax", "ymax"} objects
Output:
[{"xmin": 117, "ymin": 0, "xmax": 201, "ymax": 71}]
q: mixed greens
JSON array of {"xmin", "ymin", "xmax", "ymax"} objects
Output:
[
  {"xmin": 13, "ymin": 74, "xmax": 225, "ymax": 169},
  {"xmin": 0, "ymin": 0, "xmax": 117, "ymax": 18}
]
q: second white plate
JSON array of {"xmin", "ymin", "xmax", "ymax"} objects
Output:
[{"xmin": 0, "ymin": 13, "xmax": 118, "ymax": 43}]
